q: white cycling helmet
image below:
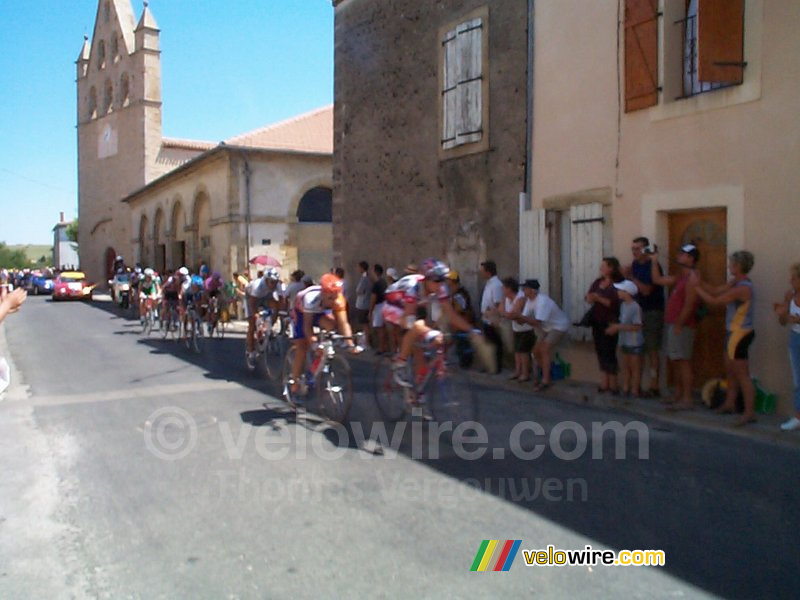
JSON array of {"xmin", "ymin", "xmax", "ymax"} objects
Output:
[
  {"xmin": 144, "ymin": 268, "xmax": 154, "ymax": 277},
  {"xmin": 178, "ymin": 267, "xmax": 189, "ymax": 276},
  {"xmin": 263, "ymin": 267, "xmax": 280, "ymax": 281}
]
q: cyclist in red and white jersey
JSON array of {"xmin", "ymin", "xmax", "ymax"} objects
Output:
[{"xmin": 385, "ymin": 258, "xmax": 484, "ymax": 387}]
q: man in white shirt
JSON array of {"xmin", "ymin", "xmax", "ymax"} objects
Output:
[
  {"xmin": 519, "ymin": 279, "xmax": 570, "ymax": 391},
  {"xmin": 480, "ymin": 261, "xmax": 505, "ymax": 374}
]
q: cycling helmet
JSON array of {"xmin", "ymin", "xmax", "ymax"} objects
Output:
[
  {"xmin": 199, "ymin": 265, "xmax": 210, "ymax": 276},
  {"xmin": 319, "ymin": 273, "xmax": 344, "ymax": 294},
  {"xmin": 191, "ymin": 275, "xmax": 204, "ymax": 287},
  {"xmin": 263, "ymin": 267, "xmax": 280, "ymax": 281},
  {"xmin": 211, "ymin": 271, "xmax": 222, "ymax": 280},
  {"xmin": 115, "ymin": 255, "xmax": 123, "ymax": 261},
  {"xmin": 178, "ymin": 267, "xmax": 189, "ymax": 276},
  {"xmin": 144, "ymin": 268, "xmax": 154, "ymax": 277},
  {"xmin": 420, "ymin": 258, "xmax": 450, "ymax": 282}
]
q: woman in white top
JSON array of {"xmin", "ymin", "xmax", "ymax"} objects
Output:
[
  {"xmin": 774, "ymin": 262, "xmax": 800, "ymax": 431},
  {"xmin": 497, "ymin": 277, "xmax": 534, "ymax": 382}
]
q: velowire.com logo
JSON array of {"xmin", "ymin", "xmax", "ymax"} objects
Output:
[{"xmin": 470, "ymin": 540, "xmax": 522, "ymax": 572}]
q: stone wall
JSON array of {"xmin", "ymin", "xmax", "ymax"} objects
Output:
[{"xmin": 333, "ymin": 0, "xmax": 528, "ymax": 300}]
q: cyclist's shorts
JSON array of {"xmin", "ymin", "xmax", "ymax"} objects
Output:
[
  {"xmin": 164, "ymin": 291, "xmax": 179, "ymax": 302},
  {"xmin": 383, "ymin": 303, "xmax": 405, "ymax": 327},
  {"xmin": 292, "ymin": 311, "xmax": 330, "ymax": 339}
]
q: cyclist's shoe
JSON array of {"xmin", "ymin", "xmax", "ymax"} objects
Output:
[
  {"xmin": 349, "ymin": 344, "xmax": 365, "ymax": 355},
  {"xmin": 246, "ymin": 351, "xmax": 258, "ymax": 371},
  {"xmin": 392, "ymin": 357, "xmax": 413, "ymax": 388}
]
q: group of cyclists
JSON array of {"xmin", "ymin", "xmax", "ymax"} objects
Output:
[{"xmin": 111, "ymin": 255, "xmax": 488, "ymax": 404}]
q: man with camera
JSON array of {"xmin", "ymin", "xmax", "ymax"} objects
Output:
[{"xmin": 626, "ymin": 237, "xmax": 666, "ymax": 397}]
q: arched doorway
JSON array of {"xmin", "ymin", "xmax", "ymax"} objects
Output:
[
  {"xmin": 171, "ymin": 201, "xmax": 187, "ymax": 269},
  {"xmin": 154, "ymin": 208, "xmax": 166, "ymax": 273},
  {"xmin": 193, "ymin": 192, "xmax": 211, "ymax": 270},
  {"xmin": 104, "ymin": 247, "xmax": 117, "ymax": 279},
  {"xmin": 296, "ymin": 187, "xmax": 333, "ymax": 280},
  {"xmin": 138, "ymin": 214, "xmax": 149, "ymax": 267}
]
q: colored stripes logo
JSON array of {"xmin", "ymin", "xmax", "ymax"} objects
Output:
[{"xmin": 470, "ymin": 540, "xmax": 522, "ymax": 572}]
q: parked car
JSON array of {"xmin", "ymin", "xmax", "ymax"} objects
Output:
[
  {"xmin": 52, "ymin": 271, "xmax": 95, "ymax": 301},
  {"xmin": 28, "ymin": 273, "xmax": 54, "ymax": 295}
]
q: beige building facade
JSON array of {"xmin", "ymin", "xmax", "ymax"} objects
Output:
[
  {"xmin": 77, "ymin": 0, "xmax": 333, "ymax": 284},
  {"xmin": 522, "ymin": 0, "xmax": 800, "ymax": 413}
]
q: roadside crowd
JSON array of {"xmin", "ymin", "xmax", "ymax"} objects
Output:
[{"xmin": 342, "ymin": 238, "xmax": 800, "ymax": 431}]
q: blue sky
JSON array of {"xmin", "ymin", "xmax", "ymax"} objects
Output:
[{"xmin": 0, "ymin": 0, "xmax": 333, "ymax": 245}]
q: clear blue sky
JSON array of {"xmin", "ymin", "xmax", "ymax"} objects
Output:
[{"xmin": 0, "ymin": 0, "xmax": 333, "ymax": 245}]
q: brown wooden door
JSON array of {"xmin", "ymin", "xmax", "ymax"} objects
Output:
[{"xmin": 668, "ymin": 208, "xmax": 727, "ymax": 387}]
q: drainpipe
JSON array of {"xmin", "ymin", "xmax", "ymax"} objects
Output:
[
  {"xmin": 525, "ymin": 0, "xmax": 535, "ymax": 200},
  {"xmin": 243, "ymin": 154, "xmax": 252, "ymax": 272}
]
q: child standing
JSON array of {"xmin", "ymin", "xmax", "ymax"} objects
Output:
[{"xmin": 606, "ymin": 280, "xmax": 644, "ymax": 399}]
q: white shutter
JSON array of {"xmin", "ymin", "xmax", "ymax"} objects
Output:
[
  {"xmin": 519, "ymin": 206, "xmax": 548, "ymax": 294},
  {"xmin": 456, "ymin": 18, "xmax": 483, "ymax": 146},
  {"xmin": 442, "ymin": 28, "xmax": 458, "ymax": 150},
  {"xmin": 569, "ymin": 203, "xmax": 604, "ymax": 341}
]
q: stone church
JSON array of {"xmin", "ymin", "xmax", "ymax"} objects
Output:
[{"xmin": 76, "ymin": 0, "xmax": 333, "ymax": 284}]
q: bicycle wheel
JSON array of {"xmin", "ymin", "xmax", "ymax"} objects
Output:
[
  {"xmin": 280, "ymin": 346, "xmax": 300, "ymax": 408},
  {"xmin": 373, "ymin": 356, "xmax": 407, "ymax": 422},
  {"xmin": 142, "ymin": 310, "xmax": 152, "ymax": 336},
  {"xmin": 192, "ymin": 317, "xmax": 203, "ymax": 353},
  {"xmin": 264, "ymin": 334, "xmax": 287, "ymax": 380},
  {"xmin": 317, "ymin": 354, "xmax": 353, "ymax": 424},
  {"xmin": 429, "ymin": 371, "xmax": 478, "ymax": 430}
]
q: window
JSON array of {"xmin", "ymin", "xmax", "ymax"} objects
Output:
[
  {"xmin": 88, "ymin": 87, "xmax": 97, "ymax": 119},
  {"xmin": 625, "ymin": 0, "xmax": 747, "ymax": 111},
  {"xmin": 119, "ymin": 73, "xmax": 130, "ymax": 107},
  {"xmin": 297, "ymin": 187, "xmax": 332, "ymax": 223},
  {"xmin": 439, "ymin": 7, "xmax": 489, "ymax": 157},
  {"xmin": 103, "ymin": 79, "xmax": 113, "ymax": 114},
  {"xmin": 97, "ymin": 40, "xmax": 106, "ymax": 70},
  {"xmin": 679, "ymin": 0, "xmax": 745, "ymax": 98},
  {"xmin": 111, "ymin": 35, "xmax": 119, "ymax": 63}
]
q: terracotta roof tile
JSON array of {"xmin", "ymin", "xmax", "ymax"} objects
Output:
[{"xmin": 225, "ymin": 105, "xmax": 333, "ymax": 154}]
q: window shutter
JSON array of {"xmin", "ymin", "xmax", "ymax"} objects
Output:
[
  {"xmin": 624, "ymin": 0, "xmax": 659, "ymax": 112},
  {"xmin": 456, "ymin": 18, "xmax": 483, "ymax": 146},
  {"xmin": 442, "ymin": 28, "xmax": 458, "ymax": 150},
  {"xmin": 697, "ymin": 0, "xmax": 745, "ymax": 84},
  {"xmin": 569, "ymin": 203, "xmax": 603, "ymax": 342},
  {"xmin": 519, "ymin": 207, "xmax": 548, "ymax": 294}
]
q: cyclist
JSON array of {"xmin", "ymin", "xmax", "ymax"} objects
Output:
[
  {"xmin": 130, "ymin": 265, "xmax": 142, "ymax": 312},
  {"xmin": 161, "ymin": 267, "xmax": 187, "ymax": 329},
  {"xmin": 112, "ymin": 255, "xmax": 126, "ymax": 275},
  {"xmin": 182, "ymin": 274, "xmax": 205, "ymax": 337},
  {"xmin": 245, "ymin": 268, "xmax": 288, "ymax": 367},
  {"xmin": 204, "ymin": 271, "xmax": 225, "ymax": 332},
  {"xmin": 138, "ymin": 268, "xmax": 161, "ymax": 324},
  {"xmin": 287, "ymin": 273, "xmax": 363, "ymax": 394},
  {"xmin": 384, "ymin": 258, "xmax": 486, "ymax": 388}
]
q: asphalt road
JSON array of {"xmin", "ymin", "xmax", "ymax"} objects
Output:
[{"xmin": 0, "ymin": 296, "xmax": 797, "ymax": 599}]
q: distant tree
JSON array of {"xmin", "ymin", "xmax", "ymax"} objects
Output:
[
  {"xmin": 0, "ymin": 242, "xmax": 30, "ymax": 270},
  {"xmin": 66, "ymin": 220, "xmax": 79, "ymax": 243}
]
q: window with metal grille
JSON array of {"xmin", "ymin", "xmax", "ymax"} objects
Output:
[{"xmin": 678, "ymin": 0, "xmax": 745, "ymax": 99}]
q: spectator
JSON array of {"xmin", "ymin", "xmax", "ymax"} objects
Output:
[
  {"xmin": 480, "ymin": 260, "xmax": 504, "ymax": 374},
  {"xmin": 286, "ymin": 270, "xmax": 306, "ymax": 307},
  {"xmin": 0, "ymin": 288, "xmax": 27, "ymax": 395},
  {"xmin": 354, "ymin": 261, "xmax": 372, "ymax": 337},
  {"xmin": 650, "ymin": 244, "xmax": 701, "ymax": 410},
  {"xmin": 626, "ymin": 237, "xmax": 665, "ymax": 397},
  {"xmin": 696, "ymin": 250, "xmax": 757, "ymax": 426},
  {"xmin": 301, "ymin": 274, "xmax": 314, "ymax": 288},
  {"xmin": 386, "ymin": 267, "xmax": 399, "ymax": 284},
  {"xmin": 775, "ymin": 263, "xmax": 800, "ymax": 431},
  {"xmin": 497, "ymin": 277, "xmax": 534, "ymax": 382},
  {"xmin": 519, "ymin": 279, "xmax": 570, "ymax": 391},
  {"xmin": 586, "ymin": 258, "xmax": 624, "ymax": 394},
  {"xmin": 448, "ymin": 270, "xmax": 475, "ymax": 325},
  {"xmin": 369, "ymin": 264, "xmax": 388, "ymax": 354},
  {"xmin": 606, "ymin": 280, "xmax": 644, "ymax": 399}
]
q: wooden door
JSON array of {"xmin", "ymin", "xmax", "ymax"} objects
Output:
[{"xmin": 667, "ymin": 208, "xmax": 727, "ymax": 387}]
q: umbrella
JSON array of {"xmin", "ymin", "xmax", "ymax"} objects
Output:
[{"xmin": 249, "ymin": 255, "xmax": 282, "ymax": 267}]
